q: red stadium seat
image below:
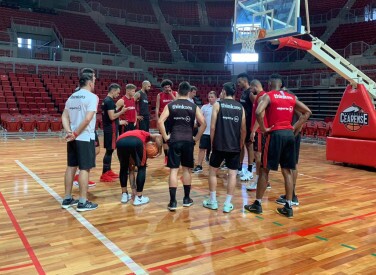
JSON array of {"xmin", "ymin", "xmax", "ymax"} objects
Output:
[
  {"xmin": 305, "ymin": 120, "xmax": 318, "ymax": 138},
  {"xmin": 50, "ymin": 117, "xmax": 62, "ymax": 131},
  {"xmin": 22, "ymin": 117, "xmax": 35, "ymax": 132}
]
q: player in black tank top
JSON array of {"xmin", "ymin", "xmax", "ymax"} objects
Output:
[
  {"xmin": 158, "ymin": 81, "xmax": 206, "ymax": 211},
  {"xmin": 237, "ymin": 73, "xmax": 256, "ymax": 181},
  {"xmin": 134, "ymin": 81, "xmax": 151, "ymax": 132},
  {"xmin": 168, "ymin": 99, "xmax": 196, "ymax": 143},
  {"xmin": 203, "ymin": 82, "xmax": 246, "ymax": 214}
]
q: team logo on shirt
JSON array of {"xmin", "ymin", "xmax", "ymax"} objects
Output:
[
  {"xmin": 234, "ymin": 116, "xmax": 239, "ymax": 123},
  {"xmin": 340, "ymin": 104, "xmax": 369, "ymax": 131}
]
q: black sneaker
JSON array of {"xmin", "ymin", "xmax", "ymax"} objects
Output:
[
  {"xmin": 244, "ymin": 200, "xmax": 263, "ymax": 214},
  {"xmin": 183, "ymin": 197, "xmax": 193, "ymax": 207},
  {"xmin": 61, "ymin": 197, "xmax": 78, "ymax": 209},
  {"xmin": 266, "ymin": 182, "xmax": 271, "ymax": 189},
  {"xmin": 276, "ymin": 195, "xmax": 299, "ymax": 206},
  {"xmin": 76, "ymin": 201, "xmax": 98, "ymax": 212},
  {"xmin": 276, "ymin": 203, "xmax": 293, "ymax": 218},
  {"xmin": 205, "ymin": 155, "xmax": 210, "ymax": 163},
  {"xmin": 192, "ymin": 165, "xmax": 203, "ymax": 173},
  {"xmin": 167, "ymin": 200, "xmax": 177, "ymax": 211}
]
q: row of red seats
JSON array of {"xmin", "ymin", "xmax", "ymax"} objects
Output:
[
  {"xmin": 302, "ymin": 120, "xmax": 333, "ymax": 139},
  {"xmin": 1, "ymin": 114, "xmax": 62, "ymax": 132}
]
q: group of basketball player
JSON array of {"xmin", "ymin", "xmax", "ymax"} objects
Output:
[{"xmin": 61, "ymin": 68, "xmax": 311, "ymax": 218}]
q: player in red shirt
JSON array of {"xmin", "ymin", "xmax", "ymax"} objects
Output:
[
  {"xmin": 245, "ymin": 74, "xmax": 311, "ymax": 218},
  {"xmin": 244, "ymin": 79, "xmax": 268, "ymax": 191},
  {"xmin": 116, "ymin": 84, "xmax": 137, "ymax": 135},
  {"xmin": 156, "ymin": 79, "xmax": 177, "ymax": 165},
  {"xmin": 116, "ymin": 130, "xmax": 162, "ymax": 205}
]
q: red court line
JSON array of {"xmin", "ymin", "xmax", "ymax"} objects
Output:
[
  {"xmin": 0, "ymin": 192, "xmax": 46, "ymax": 275},
  {"xmin": 0, "ymin": 263, "xmax": 34, "ymax": 272},
  {"xmin": 146, "ymin": 210, "xmax": 376, "ymax": 272}
]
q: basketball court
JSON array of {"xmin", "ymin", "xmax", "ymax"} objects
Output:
[
  {"xmin": 1, "ymin": 136, "xmax": 376, "ymax": 274},
  {"xmin": 1, "ymin": 0, "xmax": 376, "ymax": 274}
]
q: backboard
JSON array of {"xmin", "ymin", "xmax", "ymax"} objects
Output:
[{"xmin": 233, "ymin": 0, "xmax": 305, "ymax": 45}]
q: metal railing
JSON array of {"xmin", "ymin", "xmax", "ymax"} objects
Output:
[
  {"xmin": 89, "ymin": 1, "xmax": 127, "ymax": 18},
  {"xmin": 126, "ymin": 44, "xmax": 173, "ymax": 63},
  {"xmin": 88, "ymin": 1, "xmax": 157, "ymax": 24},
  {"xmin": 304, "ymin": 7, "xmax": 376, "ymax": 26},
  {"xmin": 164, "ymin": 15, "xmax": 200, "ymax": 26},
  {"xmin": 161, "ymin": 74, "xmax": 232, "ymax": 85},
  {"xmin": 208, "ymin": 17, "xmax": 232, "ymax": 27},
  {"xmin": 176, "ymin": 33, "xmax": 229, "ymax": 45},
  {"xmin": 0, "ymin": 59, "xmax": 144, "ymax": 80},
  {"xmin": 11, "ymin": 17, "xmax": 117, "ymax": 55}
]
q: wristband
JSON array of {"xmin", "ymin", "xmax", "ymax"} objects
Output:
[{"xmin": 73, "ymin": 131, "xmax": 79, "ymax": 138}]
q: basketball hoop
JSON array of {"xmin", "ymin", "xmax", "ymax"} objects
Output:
[{"xmin": 236, "ymin": 26, "xmax": 264, "ymax": 53}]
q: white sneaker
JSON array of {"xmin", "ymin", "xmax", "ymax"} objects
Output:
[
  {"xmin": 237, "ymin": 170, "xmax": 243, "ymax": 176},
  {"xmin": 240, "ymin": 169, "xmax": 253, "ymax": 181},
  {"xmin": 121, "ymin": 193, "xmax": 132, "ymax": 203},
  {"xmin": 246, "ymin": 182, "xmax": 257, "ymax": 191},
  {"xmin": 133, "ymin": 196, "xmax": 150, "ymax": 206},
  {"xmin": 246, "ymin": 170, "xmax": 254, "ymax": 179}
]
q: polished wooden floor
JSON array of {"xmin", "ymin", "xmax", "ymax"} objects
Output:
[{"xmin": 1, "ymin": 136, "xmax": 376, "ymax": 274}]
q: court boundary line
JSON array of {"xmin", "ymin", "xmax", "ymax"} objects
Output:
[
  {"xmin": 0, "ymin": 263, "xmax": 34, "ymax": 272},
  {"xmin": 145, "ymin": 210, "xmax": 376, "ymax": 272},
  {"xmin": 299, "ymin": 173, "xmax": 376, "ymax": 192},
  {"xmin": 0, "ymin": 192, "xmax": 45, "ymax": 274},
  {"xmin": 15, "ymin": 160, "xmax": 147, "ymax": 275}
]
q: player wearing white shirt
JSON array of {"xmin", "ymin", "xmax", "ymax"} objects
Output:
[
  {"xmin": 193, "ymin": 91, "xmax": 217, "ymax": 173},
  {"xmin": 61, "ymin": 68, "xmax": 99, "ymax": 212}
]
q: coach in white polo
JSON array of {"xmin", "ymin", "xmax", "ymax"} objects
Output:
[{"xmin": 61, "ymin": 68, "xmax": 99, "ymax": 212}]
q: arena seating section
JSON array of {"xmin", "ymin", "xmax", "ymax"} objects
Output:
[
  {"xmin": 172, "ymin": 30, "xmax": 231, "ymax": 63},
  {"xmin": 327, "ymin": 21, "xmax": 376, "ymax": 50},
  {"xmin": 159, "ymin": 0, "xmax": 199, "ymax": 26},
  {"xmin": 87, "ymin": 0, "xmax": 155, "ymax": 16},
  {"xmin": 0, "ymin": 7, "xmax": 117, "ymax": 53},
  {"xmin": 205, "ymin": 1, "xmax": 234, "ymax": 26},
  {"xmin": 300, "ymin": 0, "xmax": 348, "ymax": 17},
  {"xmin": 107, "ymin": 24, "xmax": 172, "ymax": 62}
]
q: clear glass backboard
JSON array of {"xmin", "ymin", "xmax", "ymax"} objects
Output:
[{"xmin": 233, "ymin": 0, "xmax": 305, "ymax": 46}]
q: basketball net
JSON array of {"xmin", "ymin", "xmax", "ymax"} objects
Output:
[{"xmin": 236, "ymin": 26, "xmax": 260, "ymax": 53}]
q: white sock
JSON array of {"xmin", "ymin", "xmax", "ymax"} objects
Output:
[
  {"xmin": 210, "ymin": 191, "xmax": 217, "ymax": 202},
  {"xmin": 256, "ymin": 199, "xmax": 262, "ymax": 204},
  {"xmin": 286, "ymin": 200, "xmax": 292, "ymax": 207},
  {"xmin": 75, "ymin": 170, "xmax": 80, "ymax": 176},
  {"xmin": 225, "ymin": 194, "xmax": 232, "ymax": 204}
]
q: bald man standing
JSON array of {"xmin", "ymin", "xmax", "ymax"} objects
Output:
[{"xmin": 134, "ymin": 80, "xmax": 151, "ymax": 132}]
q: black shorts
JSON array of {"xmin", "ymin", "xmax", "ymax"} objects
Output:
[
  {"xmin": 262, "ymin": 130, "xmax": 296, "ymax": 171},
  {"xmin": 138, "ymin": 118, "xmax": 150, "ymax": 132},
  {"xmin": 116, "ymin": 136, "xmax": 146, "ymax": 167},
  {"xmin": 295, "ymin": 133, "xmax": 301, "ymax": 164},
  {"xmin": 94, "ymin": 131, "xmax": 99, "ymax": 147},
  {"xmin": 209, "ymin": 149, "xmax": 240, "ymax": 170},
  {"xmin": 103, "ymin": 130, "xmax": 117, "ymax": 150},
  {"xmin": 199, "ymin": 134, "xmax": 211, "ymax": 150},
  {"xmin": 253, "ymin": 132, "xmax": 265, "ymax": 153},
  {"xmin": 67, "ymin": 140, "xmax": 95, "ymax": 170},
  {"xmin": 245, "ymin": 115, "xmax": 251, "ymax": 143},
  {"xmin": 168, "ymin": 141, "xmax": 194, "ymax": 168},
  {"xmin": 119, "ymin": 123, "xmax": 136, "ymax": 135},
  {"xmin": 161, "ymin": 120, "xmax": 171, "ymax": 144}
]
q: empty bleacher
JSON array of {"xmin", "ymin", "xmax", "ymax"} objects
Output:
[
  {"xmin": 172, "ymin": 30, "xmax": 231, "ymax": 63},
  {"xmin": 327, "ymin": 21, "xmax": 376, "ymax": 50},
  {"xmin": 107, "ymin": 24, "xmax": 172, "ymax": 62},
  {"xmin": 159, "ymin": 0, "xmax": 200, "ymax": 26},
  {"xmin": 0, "ymin": 7, "xmax": 118, "ymax": 53},
  {"xmin": 205, "ymin": 1, "xmax": 234, "ymax": 27}
]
